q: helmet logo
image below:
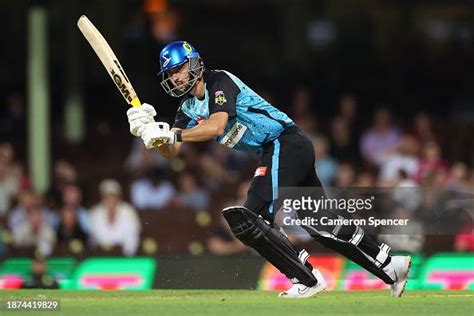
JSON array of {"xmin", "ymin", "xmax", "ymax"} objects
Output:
[
  {"xmin": 162, "ymin": 55, "xmax": 171, "ymax": 67},
  {"xmin": 183, "ymin": 43, "xmax": 193, "ymax": 52}
]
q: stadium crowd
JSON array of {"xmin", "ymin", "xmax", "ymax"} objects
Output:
[{"xmin": 0, "ymin": 88, "xmax": 473, "ymax": 258}]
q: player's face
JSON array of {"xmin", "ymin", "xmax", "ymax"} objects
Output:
[{"xmin": 167, "ymin": 62, "xmax": 190, "ymax": 91}]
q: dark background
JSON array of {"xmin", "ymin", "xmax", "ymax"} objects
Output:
[{"xmin": 2, "ymin": 0, "xmax": 473, "ymax": 126}]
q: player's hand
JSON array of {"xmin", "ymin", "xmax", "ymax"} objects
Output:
[
  {"xmin": 140, "ymin": 122, "xmax": 177, "ymax": 149},
  {"xmin": 127, "ymin": 103, "xmax": 157, "ymax": 137}
]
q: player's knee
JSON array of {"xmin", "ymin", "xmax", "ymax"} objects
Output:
[{"xmin": 222, "ymin": 206, "xmax": 265, "ymax": 245}]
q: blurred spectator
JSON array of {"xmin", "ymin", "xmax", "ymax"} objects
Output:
[
  {"xmin": 353, "ymin": 171, "xmax": 376, "ymax": 187},
  {"xmin": 412, "ymin": 112, "xmax": 439, "ymax": 146},
  {"xmin": 291, "ymin": 86, "xmax": 318, "ymax": 135},
  {"xmin": 175, "ymin": 171, "xmax": 209, "ymax": 212},
  {"xmin": 338, "ymin": 94, "xmax": 358, "ymax": 123},
  {"xmin": 0, "ymin": 160, "xmax": 18, "ymax": 217},
  {"xmin": 291, "ymin": 86, "xmax": 313, "ymax": 120},
  {"xmin": 125, "ymin": 138, "xmax": 169, "ymax": 177},
  {"xmin": 229, "ymin": 180, "xmax": 250, "ymax": 206},
  {"xmin": 130, "ymin": 167, "xmax": 175, "ymax": 210},
  {"xmin": 0, "ymin": 219, "xmax": 6, "ymax": 256},
  {"xmin": 436, "ymin": 193, "xmax": 472, "ymax": 236},
  {"xmin": 46, "ymin": 160, "xmax": 78, "ymax": 210},
  {"xmin": 56, "ymin": 204, "xmax": 88, "ymax": 246},
  {"xmin": 338, "ymin": 94, "xmax": 362, "ymax": 138},
  {"xmin": 391, "ymin": 170, "xmax": 423, "ymax": 213},
  {"xmin": 445, "ymin": 162, "xmax": 470, "ymax": 191},
  {"xmin": 8, "ymin": 190, "xmax": 38, "ymax": 230},
  {"xmin": 90, "ymin": 179, "xmax": 141, "ymax": 256},
  {"xmin": 454, "ymin": 223, "xmax": 474, "ymax": 252},
  {"xmin": 146, "ymin": 4, "xmax": 181, "ymax": 44},
  {"xmin": 208, "ymin": 181, "xmax": 249, "ymax": 255},
  {"xmin": 62, "ymin": 183, "xmax": 90, "ymax": 234},
  {"xmin": 329, "ymin": 116, "xmax": 359, "ymax": 163},
  {"xmin": 12, "ymin": 204, "xmax": 56, "ymax": 256},
  {"xmin": 415, "ymin": 141, "xmax": 449, "ymax": 184},
  {"xmin": 177, "ymin": 142, "xmax": 202, "ymax": 171},
  {"xmin": 379, "ymin": 135, "xmax": 420, "ymax": 184},
  {"xmin": 313, "ymin": 136, "xmax": 338, "ymax": 186},
  {"xmin": 21, "ymin": 256, "xmax": 59, "ymax": 289},
  {"xmin": 297, "ymin": 116, "xmax": 318, "ymax": 137},
  {"xmin": 417, "ymin": 188, "xmax": 443, "ymax": 229},
  {"xmin": 0, "ymin": 143, "xmax": 28, "ymax": 217},
  {"xmin": 8, "ymin": 190, "xmax": 57, "ymax": 232},
  {"xmin": 433, "ymin": 169, "xmax": 450, "ymax": 188},
  {"xmin": 379, "ymin": 207, "xmax": 425, "ymax": 252},
  {"xmin": 360, "ymin": 107, "xmax": 402, "ymax": 166},
  {"xmin": 208, "ymin": 143, "xmax": 251, "ymax": 174},
  {"xmin": 0, "ymin": 93, "xmax": 26, "ymax": 143},
  {"xmin": 198, "ymin": 153, "xmax": 235, "ymax": 189},
  {"xmin": 334, "ymin": 163, "xmax": 355, "ymax": 187},
  {"xmin": 469, "ymin": 168, "xmax": 474, "ymax": 185},
  {"xmin": 124, "ymin": 11, "xmax": 147, "ymax": 41},
  {"xmin": 0, "ymin": 142, "xmax": 26, "ymax": 187}
]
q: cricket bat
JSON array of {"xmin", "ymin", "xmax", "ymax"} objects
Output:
[{"xmin": 77, "ymin": 15, "xmax": 141, "ymax": 108}]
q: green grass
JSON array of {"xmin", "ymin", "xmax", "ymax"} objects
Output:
[{"xmin": 1, "ymin": 290, "xmax": 473, "ymax": 316}]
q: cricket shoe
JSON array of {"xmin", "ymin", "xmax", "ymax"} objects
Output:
[
  {"xmin": 278, "ymin": 269, "xmax": 327, "ymax": 298},
  {"xmin": 385, "ymin": 255, "xmax": 412, "ymax": 297}
]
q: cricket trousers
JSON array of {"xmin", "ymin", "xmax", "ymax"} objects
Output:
[{"xmin": 244, "ymin": 125, "xmax": 395, "ymax": 284}]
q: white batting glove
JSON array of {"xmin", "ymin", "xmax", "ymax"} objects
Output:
[
  {"xmin": 140, "ymin": 122, "xmax": 178, "ymax": 149},
  {"xmin": 126, "ymin": 103, "xmax": 157, "ymax": 137}
]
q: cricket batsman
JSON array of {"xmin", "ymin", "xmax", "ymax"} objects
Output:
[{"xmin": 126, "ymin": 41, "xmax": 411, "ymax": 298}]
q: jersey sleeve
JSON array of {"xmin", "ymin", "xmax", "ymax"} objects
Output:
[
  {"xmin": 172, "ymin": 106, "xmax": 193, "ymax": 129},
  {"xmin": 207, "ymin": 72, "xmax": 240, "ymax": 118}
]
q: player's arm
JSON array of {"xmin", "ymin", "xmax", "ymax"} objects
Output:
[
  {"xmin": 180, "ymin": 112, "xmax": 228, "ymax": 141},
  {"xmin": 153, "ymin": 112, "xmax": 227, "ymax": 158}
]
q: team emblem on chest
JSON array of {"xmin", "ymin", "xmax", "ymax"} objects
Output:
[{"xmin": 214, "ymin": 91, "xmax": 227, "ymax": 105}]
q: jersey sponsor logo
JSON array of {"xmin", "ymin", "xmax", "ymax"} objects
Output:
[
  {"xmin": 254, "ymin": 166, "xmax": 268, "ymax": 177},
  {"xmin": 214, "ymin": 91, "xmax": 227, "ymax": 105},
  {"xmin": 219, "ymin": 122, "xmax": 247, "ymax": 148}
]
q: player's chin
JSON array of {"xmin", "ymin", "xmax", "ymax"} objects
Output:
[{"xmin": 175, "ymin": 83, "xmax": 191, "ymax": 94}]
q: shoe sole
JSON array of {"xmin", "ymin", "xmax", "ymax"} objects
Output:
[{"xmin": 395, "ymin": 255, "xmax": 412, "ymax": 297}]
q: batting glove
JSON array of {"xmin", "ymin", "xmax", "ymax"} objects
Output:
[
  {"xmin": 127, "ymin": 103, "xmax": 157, "ymax": 137},
  {"xmin": 140, "ymin": 122, "xmax": 179, "ymax": 149}
]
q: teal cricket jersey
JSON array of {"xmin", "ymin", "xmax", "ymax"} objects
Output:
[{"xmin": 173, "ymin": 70, "xmax": 295, "ymax": 154}]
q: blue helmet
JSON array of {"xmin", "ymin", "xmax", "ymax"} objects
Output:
[{"xmin": 158, "ymin": 41, "xmax": 204, "ymax": 97}]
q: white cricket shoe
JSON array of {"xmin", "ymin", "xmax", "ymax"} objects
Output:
[
  {"xmin": 389, "ymin": 256, "xmax": 412, "ymax": 297},
  {"xmin": 278, "ymin": 269, "xmax": 327, "ymax": 298}
]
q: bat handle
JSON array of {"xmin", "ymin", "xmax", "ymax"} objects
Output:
[
  {"xmin": 131, "ymin": 97, "xmax": 141, "ymax": 107},
  {"xmin": 129, "ymin": 96, "xmax": 163, "ymax": 148}
]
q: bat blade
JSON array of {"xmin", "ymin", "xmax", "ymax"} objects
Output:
[{"xmin": 77, "ymin": 15, "xmax": 141, "ymax": 107}]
